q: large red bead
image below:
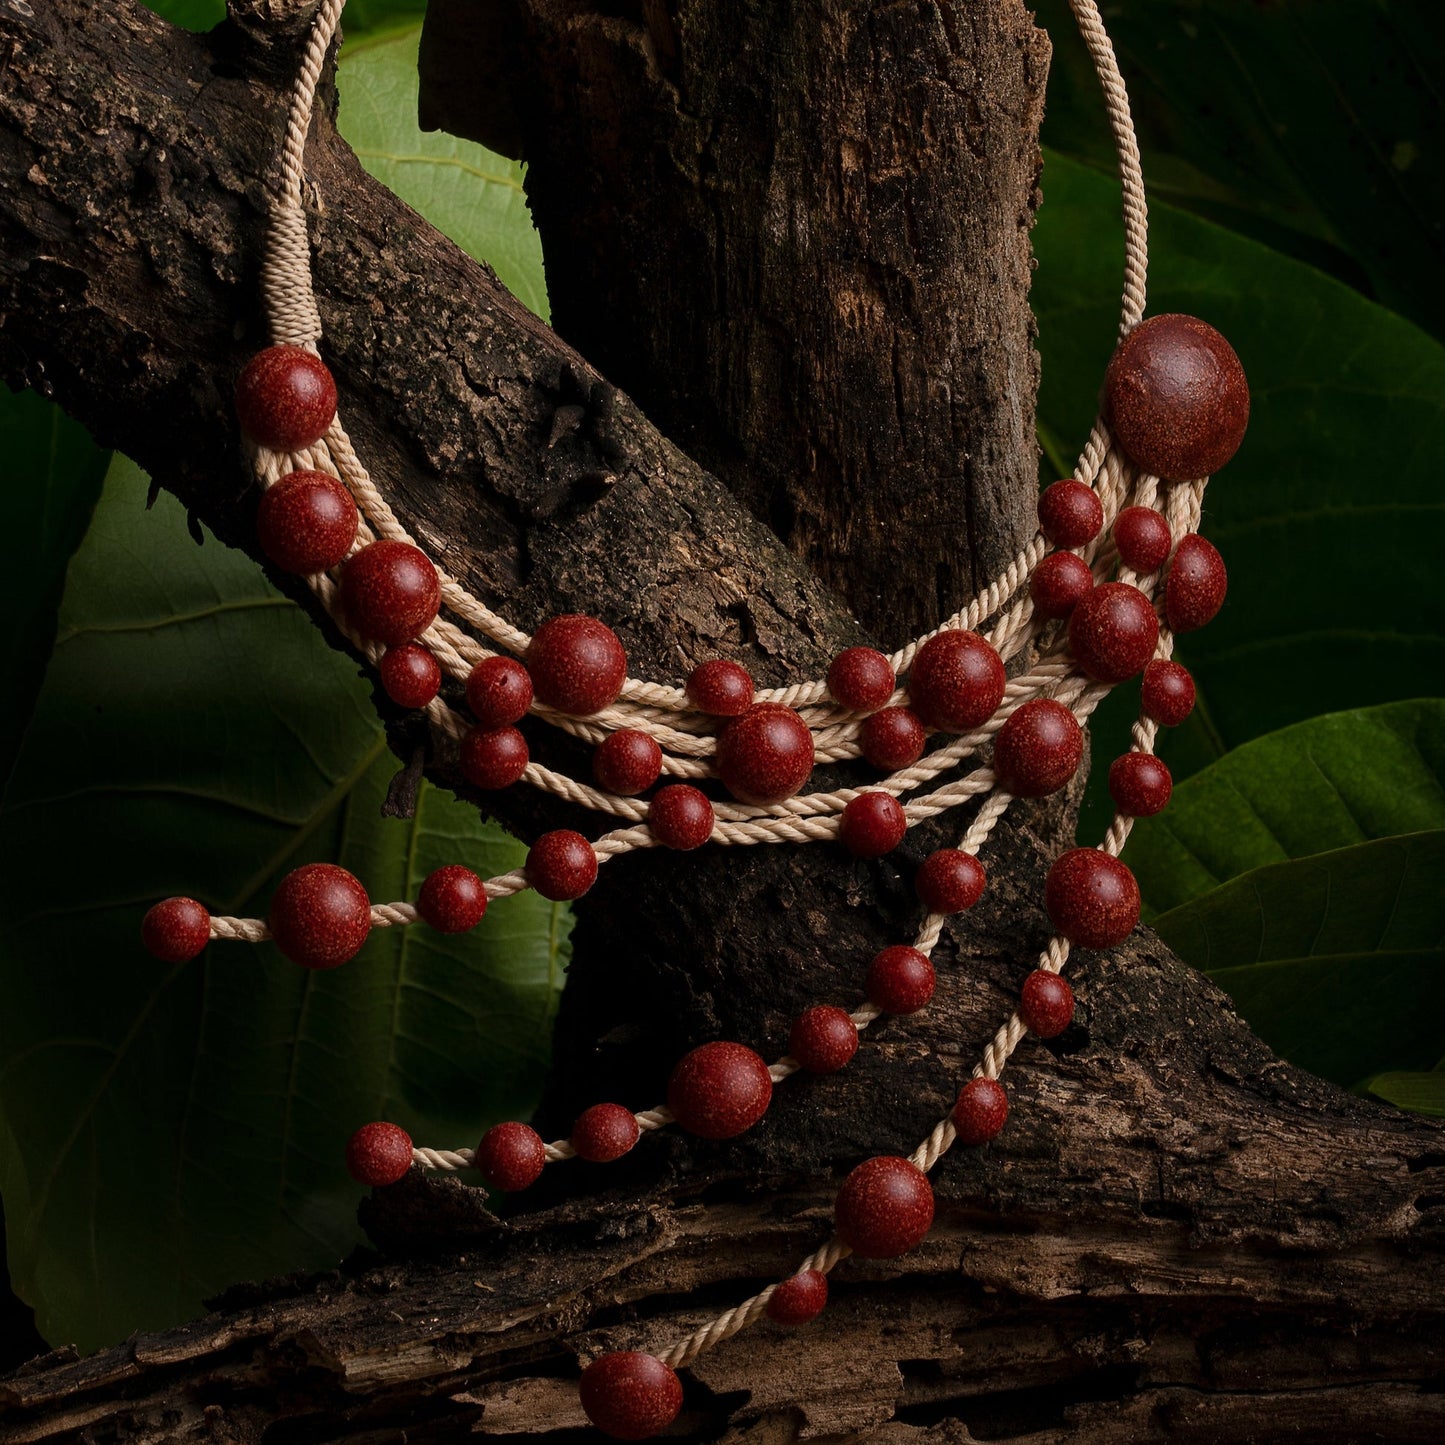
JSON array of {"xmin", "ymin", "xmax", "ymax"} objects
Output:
[
  {"xmin": 915, "ymin": 849, "xmax": 986, "ymax": 914},
  {"xmin": 339, "ymin": 540, "xmax": 441, "ymax": 646},
  {"xmin": 417, "ymin": 864, "xmax": 488, "ymax": 933},
  {"xmin": 1019, "ymin": 970, "xmax": 1075, "ymax": 1038},
  {"xmin": 1109, "ymin": 751, "xmax": 1173, "ymax": 817},
  {"xmin": 860, "ymin": 706, "xmax": 927, "ymax": 770},
  {"xmin": 866, "ymin": 945, "xmax": 936, "ymax": 1014},
  {"xmin": 571, "ymin": 1103, "xmax": 641, "ymax": 1163},
  {"xmin": 648, "ymin": 784, "xmax": 716, "ymax": 849},
  {"xmin": 255, "ymin": 470, "xmax": 357, "ymax": 574},
  {"xmin": 1068, "ymin": 582, "xmax": 1159, "ymax": 682},
  {"xmin": 766, "ymin": 1269, "xmax": 829, "ymax": 1325},
  {"xmin": 685, "ymin": 658, "xmax": 755, "ymax": 716},
  {"xmin": 953, "ymin": 1077, "xmax": 1009, "ymax": 1145},
  {"xmin": 667, "ymin": 1041, "xmax": 773, "ymax": 1139},
  {"xmin": 141, "ymin": 896, "xmax": 211, "ymax": 963},
  {"xmin": 1113, "ymin": 506, "xmax": 1174, "ymax": 574},
  {"xmin": 526, "ymin": 614, "xmax": 627, "ymax": 716},
  {"xmin": 476, "ymin": 1121, "xmax": 546, "ymax": 1191},
  {"xmin": 465, "ymin": 656, "xmax": 533, "ymax": 728},
  {"xmin": 715, "ymin": 703, "xmax": 814, "ymax": 805},
  {"xmin": 834, "ymin": 1156, "xmax": 934, "ymax": 1259},
  {"xmin": 839, "ymin": 791, "xmax": 907, "ymax": 858},
  {"xmin": 1029, "ymin": 551, "xmax": 1095, "ymax": 620},
  {"xmin": 788, "ymin": 1005, "xmax": 859, "ymax": 1074},
  {"xmin": 235, "ymin": 345, "xmax": 337, "ymax": 451},
  {"xmin": 1165, "ymin": 534, "xmax": 1228, "ymax": 633},
  {"xmin": 268, "ymin": 862, "xmax": 371, "ymax": 969},
  {"xmin": 579, "ymin": 1352, "xmax": 683, "ymax": 1441},
  {"xmin": 345, "ymin": 1121, "xmax": 413, "ymax": 1187},
  {"xmin": 827, "ymin": 647, "xmax": 896, "ymax": 712},
  {"xmin": 1044, "ymin": 848, "xmax": 1141, "ymax": 949},
  {"xmin": 459, "ymin": 725, "xmax": 529, "ymax": 789},
  {"xmin": 526, "ymin": 830, "xmax": 598, "ymax": 901},
  {"xmin": 907, "ymin": 630, "xmax": 1006, "ymax": 734},
  {"xmin": 1037, "ymin": 479, "xmax": 1104, "ymax": 548},
  {"xmin": 1140, "ymin": 659, "xmax": 1196, "ymax": 727},
  {"xmin": 594, "ymin": 729, "xmax": 664, "ymax": 795},
  {"xmin": 379, "ymin": 643, "xmax": 441, "ymax": 710},
  {"xmin": 992, "ymin": 699, "xmax": 1084, "ymax": 798}
]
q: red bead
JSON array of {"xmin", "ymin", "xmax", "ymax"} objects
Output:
[
  {"xmin": 1029, "ymin": 551, "xmax": 1094, "ymax": 620},
  {"xmin": 417, "ymin": 864, "xmax": 488, "ymax": 933},
  {"xmin": 579, "ymin": 1352, "xmax": 683, "ymax": 1441},
  {"xmin": 234, "ymin": 345, "xmax": 337, "ymax": 451},
  {"xmin": 1068, "ymin": 582, "xmax": 1159, "ymax": 682},
  {"xmin": 906, "ymin": 630, "xmax": 1006, "ymax": 734},
  {"xmin": 345, "ymin": 1121, "xmax": 413, "ymax": 1187},
  {"xmin": 866, "ymin": 945, "xmax": 936, "ymax": 1014},
  {"xmin": 648, "ymin": 784, "xmax": 715, "ymax": 849},
  {"xmin": 992, "ymin": 698, "xmax": 1084, "ymax": 798},
  {"xmin": 834, "ymin": 1156, "xmax": 934, "ymax": 1258},
  {"xmin": 788, "ymin": 1005, "xmax": 859, "ymax": 1074},
  {"xmin": 667, "ymin": 1041, "xmax": 773, "ymax": 1139},
  {"xmin": 1109, "ymin": 751, "xmax": 1173, "ymax": 817},
  {"xmin": 1044, "ymin": 848, "xmax": 1141, "ymax": 949},
  {"xmin": 839, "ymin": 791, "xmax": 907, "ymax": 858},
  {"xmin": 526, "ymin": 830, "xmax": 598, "ymax": 901},
  {"xmin": 767, "ymin": 1269, "xmax": 829, "ymax": 1325},
  {"xmin": 465, "ymin": 655, "xmax": 533, "ymax": 728},
  {"xmin": 953, "ymin": 1077, "xmax": 1009, "ymax": 1145},
  {"xmin": 1165, "ymin": 534, "xmax": 1228, "ymax": 633},
  {"xmin": 715, "ymin": 703, "xmax": 814, "ymax": 805},
  {"xmin": 594, "ymin": 729, "xmax": 663, "ymax": 795},
  {"xmin": 915, "ymin": 849, "xmax": 986, "ymax": 914},
  {"xmin": 476, "ymin": 1121, "xmax": 546, "ymax": 1191},
  {"xmin": 1141, "ymin": 659, "xmax": 1196, "ymax": 727},
  {"xmin": 1019, "ymin": 970, "xmax": 1075, "ymax": 1038},
  {"xmin": 459, "ymin": 725, "xmax": 529, "ymax": 789},
  {"xmin": 255, "ymin": 470, "xmax": 357, "ymax": 574},
  {"xmin": 827, "ymin": 647, "xmax": 896, "ymax": 712},
  {"xmin": 1037, "ymin": 479, "xmax": 1104, "ymax": 548},
  {"xmin": 685, "ymin": 658, "xmax": 755, "ymax": 716},
  {"xmin": 526, "ymin": 614, "xmax": 627, "ymax": 716},
  {"xmin": 1113, "ymin": 506, "xmax": 1173, "ymax": 574},
  {"xmin": 379, "ymin": 643, "xmax": 441, "ymax": 710},
  {"xmin": 570, "ymin": 1103, "xmax": 641, "ymax": 1163},
  {"xmin": 860, "ymin": 706, "xmax": 927, "ymax": 770},
  {"xmin": 141, "ymin": 896, "xmax": 211, "ymax": 963},
  {"xmin": 268, "ymin": 862, "xmax": 371, "ymax": 969},
  {"xmin": 339, "ymin": 540, "xmax": 441, "ymax": 646},
  {"xmin": 1104, "ymin": 313, "xmax": 1250, "ymax": 481}
]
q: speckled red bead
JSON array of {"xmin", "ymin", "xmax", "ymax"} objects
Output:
[
  {"xmin": 141, "ymin": 896, "xmax": 211, "ymax": 963},
  {"xmin": 339, "ymin": 540, "xmax": 441, "ymax": 646},
  {"xmin": 1044, "ymin": 848, "xmax": 1141, "ymax": 950},
  {"xmin": 1068, "ymin": 581, "xmax": 1160, "ymax": 682},
  {"xmin": 268, "ymin": 862, "xmax": 371, "ymax": 969},
  {"xmin": 379, "ymin": 643, "xmax": 441, "ymax": 710},
  {"xmin": 839, "ymin": 791, "xmax": 908, "ymax": 858},
  {"xmin": 1109, "ymin": 751, "xmax": 1173, "ymax": 817},
  {"xmin": 255, "ymin": 470, "xmax": 357, "ymax": 574},
  {"xmin": 1019, "ymin": 970, "xmax": 1075, "ymax": 1038},
  {"xmin": 570, "ymin": 1102, "xmax": 641, "ymax": 1163},
  {"xmin": 834, "ymin": 1155, "xmax": 935, "ymax": 1259},
  {"xmin": 234, "ymin": 345, "xmax": 337, "ymax": 451},
  {"xmin": 866, "ymin": 945, "xmax": 936, "ymax": 1015},
  {"xmin": 648, "ymin": 784, "xmax": 715, "ymax": 849},
  {"xmin": 476, "ymin": 1121, "xmax": 546, "ymax": 1192},
  {"xmin": 788, "ymin": 1005, "xmax": 859, "ymax": 1074},
  {"xmin": 526, "ymin": 830, "xmax": 598, "ymax": 901},
  {"xmin": 459, "ymin": 725, "xmax": 529, "ymax": 790},
  {"xmin": 667, "ymin": 1041, "xmax": 773, "ymax": 1139},
  {"xmin": 345, "ymin": 1121, "xmax": 413, "ymax": 1187},
  {"xmin": 860, "ymin": 706, "xmax": 927, "ymax": 770},
  {"xmin": 525, "ymin": 614, "xmax": 627, "ymax": 716},
  {"xmin": 766, "ymin": 1269, "xmax": 829, "ymax": 1325},
  {"xmin": 579, "ymin": 1352, "xmax": 683, "ymax": 1441},
  {"xmin": 1037, "ymin": 479, "xmax": 1104, "ymax": 548},
  {"xmin": 594, "ymin": 729, "xmax": 664, "ymax": 796},
  {"xmin": 1113, "ymin": 506, "xmax": 1173, "ymax": 574},
  {"xmin": 417, "ymin": 864, "xmax": 488, "ymax": 933},
  {"xmin": 1165, "ymin": 534, "xmax": 1228, "ymax": 633},
  {"xmin": 1029, "ymin": 551, "xmax": 1095, "ymax": 620},
  {"xmin": 685, "ymin": 658, "xmax": 755, "ymax": 716},
  {"xmin": 827, "ymin": 647, "xmax": 896, "ymax": 712},
  {"xmin": 915, "ymin": 849, "xmax": 986, "ymax": 914},
  {"xmin": 992, "ymin": 698, "xmax": 1084, "ymax": 798},
  {"xmin": 1140, "ymin": 659, "xmax": 1196, "ymax": 727},
  {"xmin": 953, "ymin": 1077, "xmax": 1009, "ymax": 1145},
  {"xmin": 715, "ymin": 703, "xmax": 815, "ymax": 805},
  {"xmin": 906, "ymin": 630, "xmax": 1006, "ymax": 734},
  {"xmin": 465, "ymin": 656, "xmax": 533, "ymax": 728}
]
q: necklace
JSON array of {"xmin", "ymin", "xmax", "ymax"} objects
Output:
[{"xmin": 136, "ymin": 0, "xmax": 1248, "ymax": 1436}]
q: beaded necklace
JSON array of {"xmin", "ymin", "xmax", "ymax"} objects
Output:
[{"xmin": 138, "ymin": 0, "xmax": 1248, "ymax": 1436}]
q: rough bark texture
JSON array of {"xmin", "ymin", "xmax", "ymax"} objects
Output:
[{"xmin": 1, "ymin": 1, "xmax": 1443, "ymax": 1441}]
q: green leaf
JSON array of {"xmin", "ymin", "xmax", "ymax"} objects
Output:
[
  {"xmin": 141, "ymin": 1, "xmax": 426, "ymax": 35},
  {"xmin": 0, "ymin": 459, "xmax": 569, "ymax": 1352},
  {"xmin": 1151, "ymin": 832, "xmax": 1445, "ymax": 1088},
  {"xmin": 1363, "ymin": 1070, "xmax": 1445, "ymax": 1118}
]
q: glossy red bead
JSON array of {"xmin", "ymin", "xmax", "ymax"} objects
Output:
[
  {"xmin": 268, "ymin": 862, "xmax": 371, "ymax": 969},
  {"xmin": 579, "ymin": 1352, "xmax": 683, "ymax": 1441},
  {"xmin": 827, "ymin": 647, "xmax": 896, "ymax": 712},
  {"xmin": 476, "ymin": 1121, "xmax": 546, "ymax": 1191},
  {"xmin": 459, "ymin": 725, "xmax": 529, "ymax": 790},
  {"xmin": 526, "ymin": 614, "xmax": 627, "ymax": 716},
  {"xmin": 141, "ymin": 896, "xmax": 211, "ymax": 963},
  {"xmin": 234, "ymin": 345, "xmax": 337, "ymax": 451},
  {"xmin": 417, "ymin": 864, "xmax": 488, "ymax": 933},
  {"xmin": 839, "ymin": 791, "xmax": 907, "ymax": 858},
  {"xmin": 1037, "ymin": 479, "xmax": 1104, "ymax": 548},
  {"xmin": 570, "ymin": 1102, "xmax": 641, "ymax": 1163},
  {"xmin": 1068, "ymin": 582, "xmax": 1159, "ymax": 682},
  {"xmin": 715, "ymin": 703, "xmax": 814, "ymax": 805},
  {"xmin": 1104, "ymin": 313, "xmax": 1249, "ymax": 481},
  {"xmin": 915, "ymin": 849, "xmax": 986, "ymax": 914},
  {"xmin": 788, "ymin": 1005, "xmax": 859, "ymax": 1074},
  {"xmin": 860, "ymin": 706, "xmax": 927, "ymax": 770},
  {"xmin": 465, "ymin": 655, "xmax": 533, "ymax": 728},
  {"xmin": 345, "ymin": 1121, "xmax": 413, "ymax": 1187},
  {"xmin": 1044, "ymin": 848, "xmax": 1141, "ymax": 950},
  {"xmin": 339, "ymin": 540, "xmax": 441, "ymax": 646},
  {"xmin": 1019, "ymin": 969, "xmax": 1075, "ymax": 1038},
  {"xmin": 1109, "ymin": 751, "xmax": 1173, "ymax": 817},
  {"xmin": 767, "ymin": 1269, "xmax": 829, "ymax": 1325},
  {"xmin": 834, "ymin": 1155, "xmax": 934, "ymax": 1259},
  {"xmin": 526, "ymin": 830, "xmax": 598, "ymax": 901},
  {"xmin": 685, "ymin": 658, "xmax": 755, "ymax": 716},
  {"xmin": 1029, "ymin": 551, "xmax": 1095, "ymax": 620},
  {"xmin": 1113, "ymin": 506, "xmax": 1173, "ymax": 574},
  {"xmin": 379, "ymin": 643, "xmax": 441, "ymax": 710},
  {"xmin": 593, "ymin": 729, "xmax": 664, "ymax": 796},
  {"xmin": 1141, "ymin": 659, "xmax": 1196, "ymax": 727},
  {"xmin": 255, "ymin": 470, "xmax": 357, "ymax": 574},
  {"xmin": 907, "ymin": 630, "xmax": 1007, "ymax": 734},
  {"xmin": 992, "ymin": 698, "xmax": 1084, "ymax": 798},
  {"xmin": 953, "ymin": 1077, "xmax": 1009, "ymax": 1145},
  {"xmin": 648, "ymin": 784, "xmax": 715, "ymax": 849},
  {"xmin": 866, "ymin": 945, "xmax": 936, "ymax": 1015},
  {"xmin": 1165, "ymin": 534, "xmax": 1228, "ymax": 633},
  {"xmin": 667, "ymin": 1041, "xmax": 773, "ymax": 1139}
]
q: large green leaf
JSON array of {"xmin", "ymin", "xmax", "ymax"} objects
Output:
[
  {"xmin": 0, "ymin": 460, "xmax": 570, "ymax": 1351},
  {"xmin": 1363, "ymin": 1069, "xmax": 1445, "ymax": 1118}
]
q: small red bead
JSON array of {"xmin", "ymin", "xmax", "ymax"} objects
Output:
[
  {"xmin": 860, "ymin": 706, "xmax": 927, "ymax": 770},
  {"xmin": 459, "ymin": 725, "xmax": 529, "ymax": 790},
  {"xmin": 526, "ymin": 830, "xmax": 598, "ymax": 901},
  {"xmin": 767, "ymin": 1269, "xmax": 829, "ymax": 1325},
  {"xmin": 235, "ymin": 345, "xmax": 337, "ymax": 451},
  {"xmin": 915, "ymin": 849, "xmax": 986, "ymax": 914},
  {"xmin": 788, "ymin": 1005, "xmax": 859, "ymax": 1074},
  {"xmin": 579, "ymin": 1352, "xmax": 683, "ymax": 1441},
  {"xmin": 648, "ymin": 784, "xmax": 715, "ymax": 849},
  {"xmin": 839, "ymin": 791, "xmax": 908, "ymax": 858},
  {"xmin": 141, "ymin": 896, "xmax": 211, "ymax": 963},
  {"xmin": 834, "ymin": 1155, "xmax": 934, "ymax": 1259},
  {"xmin": 953, "ymin": 1077, "xmax": 1009, "ymax": 1145},
  {"xmin": 866, "ymin": 944, "xmax": 936, "ymax": 1014},
  {"xmin": 465, "ymin": 655, "xmax": 533, "ymax": 728},
  {"xmin": 1109, "ymin": 751, "xmax": 1173, "ymax": 817},
  {"xmin": 685, "ymin": 658, "xmax": 755, "ymax": 716},
  {"xmin": 1029, "ymin": 551, "xmax": 1095, "ymax": 620},
  {"xmin": 1113, "ymin": 506, "xmax": 1174, "ymax": 574},
  {"xmin": 1165, "ymin": 534, "xmax": 1228, "ymax": 633},
  {"xmin": 1019, "ymin": 970, "xmax": 1075, "ymax": 1038},
  {"xmin": 345, "ymin": 1121, "xmax": 413, "ymax": 1187},
  {"xmin": 594, "ymin": 729, "xmax": 663, "ymax": 795},
  {"xmin": 906, "ymin": 630, "xmax": 1007, "ymax": 734},
  {"xmin": 339, "ymin": 540, "xmax": 441, "ymax": 646},
  {"xmin": 1044, "ymin": 848, "xmax": 1141, "ymax": 950},
  {"xmin": 268, "ymin": 862, "xmax": 371, "ymax": 969},
  {"xmin": 827, "ymin": 647, "xmax": 896, "ymax": 712},
  {"xmin": 379, "ymin": 643, "xmax": 441, "ymax": 710},
  {"xmin": 570, "ymin": 1102, "xmax": 641, "ymax": 1163},
  {"xmin": 715, "ymin": 703, "xmax": 815, "ymax": 805},
  {"xmin": 1038, "ymin": 480, "xmax": 1104, "ymax": 548},
  {"xmin": 992, "ymin": 698, "xmax": 1084, "ymax": 798},
  {"xmin": 667, "ymin": 1041, "xmax": 773, "ymax": 1139},
  {"xmin": 1141, "ymin": 659, "xmax": 1196, "ymax": 727},
  {"xmin": 526, "ymin": 614, "xmax": 627, "ymax": 716},
  {"xmin": 417, "ymin": 864, "xmax": 488, "ymax": 933},
  {"xmin": 476, "ymin": 1121, "xmax": 546, "ymax": 1191},
  {"xmin": 255, "ymin": 470, "xmax": 357, "ymax": 574},
  {"xmin": 1068, "ymin": 581, "xmax": 1159, "ymax": 682}
]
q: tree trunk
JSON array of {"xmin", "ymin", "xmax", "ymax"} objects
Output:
[{"xmin": 0, "ymin": 2, "xmax": 1442, "ymax": 1441}]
